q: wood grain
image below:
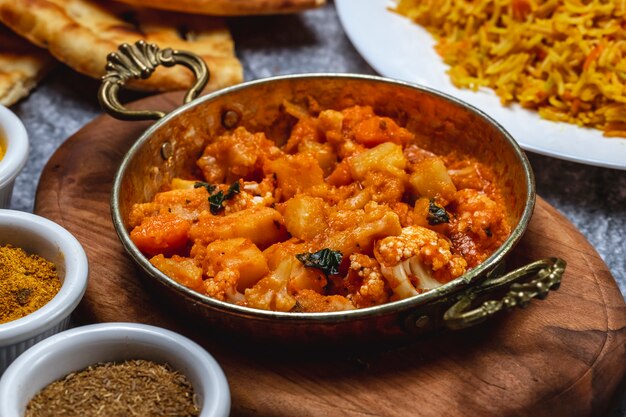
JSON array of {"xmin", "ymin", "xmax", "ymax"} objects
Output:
[{"xmin": 34, "ymin": 92, "xmax": 626, "ymax": 417}]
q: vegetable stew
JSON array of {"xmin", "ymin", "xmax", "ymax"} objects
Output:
[{"xmin": 129, "ymin": 102, "xmax": 511, "ymax": 312}]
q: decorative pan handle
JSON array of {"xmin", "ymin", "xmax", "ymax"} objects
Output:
[
  {"xmin": 98, "ymin": 40, "xmax": 209, "ymax": 121},
  {"xmin": 443, "ymin": 257, "xmax": 565, "ymax": 330}
]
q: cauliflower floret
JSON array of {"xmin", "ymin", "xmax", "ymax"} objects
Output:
[
  {"xmin": 203, "ymin": 269, "xmax": 243, "ymax": 303},
  {"xmin": 361, "ymin": 170, "xmax": 405, "ymax": 204},
  {"xmin": 223, "ymin": 180, "xmax": 275, "ymax": 214},
  {"xmin": 244, "ymin": 241, "xmax": 327, "ymax": 312},
  {"xmin": 345, "ymin": 253, "xmax": 390, "ymax": 308},
  {"xmin": 225, "ymin": 177, "xmax": 276, "ymax": 213},
  {"xmin": 315, "ymin": 201, "xmax": 402, "ymax": 258},
  {"xmin": 328, "ymin": 167, "xmax": 406, "ymax": 208},
  {"xmin": 381, "ymin": 257, "xmax": 444, "ymax": 300},
  {"xmin": 244, "ymin": 256, "xmax": 299, "ymax": 312},
  {"xmin": 374, "ymin": 226, "xmax": 467, "ymax": 300},
  {"xmin": 449, "ymin": 189, "xmax": 510, "ymax": 267},
  {"xmin": 281, "ymin": 108, "xmax": 339, "ymax": 176},
  {"xmin": 196, "ymin": 127, "xmax": 280, "ymax": 183},
  {"xmin": 191, "ymin": 238, "xmax": 270, "ymax": 303}
]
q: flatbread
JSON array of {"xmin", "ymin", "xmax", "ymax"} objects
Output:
[
  {"xmin": 110, "ymin": 0, "xmax": 326, "ymax": 16},
  {"xmin": 0, "ymin": 0, "xmax": 243, "ymax": 93},
  {"xmin": 0, "ymin": 24, "xmax": 55, "ymax": 106}
]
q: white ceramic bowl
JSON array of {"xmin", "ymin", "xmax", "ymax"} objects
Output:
[
  {"xmin": 0, "ymin": 209, "xmax": 88, "ymax": 373},
  {"xmin": 0, "ymin": 323, "xmax": 231, "ymax": 417},
  {"xmin": 0, "ymin": 105, "xmax": 28, "ymax": 208}
]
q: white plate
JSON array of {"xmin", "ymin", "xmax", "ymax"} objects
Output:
[{"xmin": 336, "ymin": 0, "xmax": 626, "ymax": 170}]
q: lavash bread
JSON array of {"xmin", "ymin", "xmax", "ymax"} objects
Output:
[
  {"xmin": 0, "ymin": 0, "xmax": 243, "ymax": 92},
  {"xmin": 110, "ymin": 0, "xmax": 326, "ymax": 16},
  {"xmin": 0, "ymin": 24, "xmax": 55, "ymax": 106}
]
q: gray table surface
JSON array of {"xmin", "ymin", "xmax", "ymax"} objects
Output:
[{"xmin": 6, "ymin": 2, "xmax": 626, "ymax": 415}]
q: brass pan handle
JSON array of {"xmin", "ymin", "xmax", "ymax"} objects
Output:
[
  {"xmin": 98, "ymin": 40, "xmax": 209, "ymax": 121},
  {"xmin": 444, "ymin": 258, "xmax": 565, "ymax": 330}
]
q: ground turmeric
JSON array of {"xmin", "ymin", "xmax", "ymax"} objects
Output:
[{"xmin": 0, "ymin": 244, "xmax": 61, "ymax": 324}]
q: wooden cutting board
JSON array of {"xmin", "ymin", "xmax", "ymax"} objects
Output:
[{"xmin": 34, "ymin": 92, "xmax": 626, "ymax": 417}]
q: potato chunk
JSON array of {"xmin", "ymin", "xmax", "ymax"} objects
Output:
[
  {"xmin": 150, "ymin": 254, "xmax": 203, "ymax": 292},
  {"xmin": 298, "ymin": 141, "xmax": 337, "ymax": 176},
  {"xmin": 169, "ymin": 178, "xmax": 198, "ymax": 190},
  {"xmin": 282, "ymin": 195, "xmax": 328, "ymax": 240},
  {"xmin": 408, "ymin": 157, "xmax": 457, "ymax": 203},
  {"xmin": 204, "ymin": 238, "xmax": 269, "ymax": 292},
  {"xmin": 317, "ymin": 109, "xmax": 343, "ymax": 143},
  {"xmin": 265, "ymin": 153, "xmax": 325, "ymax": 200},
  {"xmin": 130, "ymin": 213, "xmax": 191, "ymax": 257},
  {"xmin": 244, "ymin": 257, "xmax": 298, "ymax": 312},
  {"xmin": 189, "ymin": 206, "xmax": 288, "ymax": 249}
]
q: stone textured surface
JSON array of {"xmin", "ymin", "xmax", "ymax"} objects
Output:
[{"xmin": 6, "ymin": 2, "xmax": 625, "ymax": 414}]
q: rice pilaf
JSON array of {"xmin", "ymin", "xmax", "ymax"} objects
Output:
[{"xmin": 395, "ymin": 0, "xmax": 626, "ymax": 137}]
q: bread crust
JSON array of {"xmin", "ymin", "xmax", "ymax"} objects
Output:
[
  {"xmin": 0, "ymin": 0, "xmax": 243, "ymax": 92},
  {"xmin": 111, "ymin": 0, "xmax": 325, "ymax": 16},
  {"xmin": 0, "ymin": 24, "xmax": 55, "ymax": 106}
]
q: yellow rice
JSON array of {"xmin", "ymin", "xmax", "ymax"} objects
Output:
[{"xmin": 395, "ymin": 0, "xmax": 626, "ymax": 137}]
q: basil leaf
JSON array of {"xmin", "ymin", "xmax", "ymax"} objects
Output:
[
  {"xmin": 208, "ymin": 191, "xmax": 225, "ymax": 214},
  {"xmin": 427, "ymin": 200, "xmax": 450, "ymax": 225},
  {"xmin": 225, "ymin": 181, "xmax": 240, "ymax": 199},
  {"xmin": 194, "ymin": 181, "xmax": 216, "ymax": 193},
  {"xmin": 296, "ymin": 248, "xmax": 343, "ymax": 276},
  {"xmin": 207, "ymin": 181, "xmax": 241, "ymax": 215}
]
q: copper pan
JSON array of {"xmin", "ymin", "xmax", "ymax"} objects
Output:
[{"xmin": 101, "ymin": 42, "xmax": 564, "ymax": 344}]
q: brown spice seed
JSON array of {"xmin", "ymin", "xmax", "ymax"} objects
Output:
[
  {"xmin": 15, "ymin": 288, "xmax": 33, "ymax": 306},
  {"xmin": 25, "ymin": 359, "xmax": 200, "ymax": 417}
]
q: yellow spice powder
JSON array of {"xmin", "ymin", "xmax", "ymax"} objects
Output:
[
  {"xmin": 0, "ymin": 143, "xmax": 5, "ymax": 160},
  {"xmin": 0, "ymin": 244, "xmax": 61, "ymax": 324}
]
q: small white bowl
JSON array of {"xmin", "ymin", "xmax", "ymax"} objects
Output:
[
  {"xmin": 0, "ymin": 105, "xmax": 29, "ymax": 208},
  {"xmin": 0, "ymin": 323, "xmax": 231, "ymax": 417},
  {"xmin": 0, "ymin": 209, "xmax": 88, "ymax": 373}
]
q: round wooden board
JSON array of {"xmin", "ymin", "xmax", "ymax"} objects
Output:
[{"xmin": 35, "ymin": 92, "xmax": 626, "ymax": 417}]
